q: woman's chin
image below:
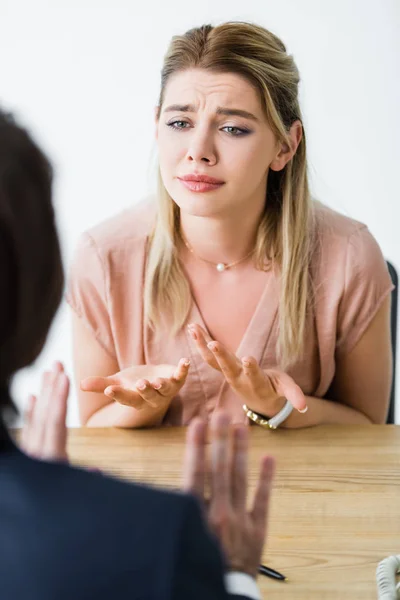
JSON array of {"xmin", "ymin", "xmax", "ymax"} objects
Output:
[{"xmin": 170, "ymin": 190, "xmax": 227, "ymax": 218}]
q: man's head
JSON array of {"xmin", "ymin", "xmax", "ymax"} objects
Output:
[{"xmin": 0, "ymin": 109, "xmax": 63, "ymax": 411}]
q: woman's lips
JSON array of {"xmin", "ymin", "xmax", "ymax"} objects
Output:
[
  {"xmin": 178, "ymin": 179, "xmax": 224, "ymax": 193},
  {"xmin": 177, "ymin": 175, "xmax": 225, "ymax": 193}
]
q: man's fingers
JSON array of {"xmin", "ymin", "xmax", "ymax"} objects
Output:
[
  {"xmin": 182, "ymin": 418, "xmax": 207, "ymax": 498},
  {"xmin": 80, "ymin": 376, "xmax": 118, "ymax": 393},
  {"xmin": 21, "ymin": 395, "xmax": 37, "ymax": 451},
  {"xmin": 250, "ymin": 456, "xmax": 275, "ymax": 529},
  {"xmin": 231, "ymin": 424, "xmax": 248, "ymax": 512},
  {"xmin": 24, "ymin": 394, "xmax": 37, "ymax": 425},
  {"xmin": 28, "ymin": 370, "xmax": 53, "ymax": 453},
  {"xmin": 210, "ymin": 412, "xmax": 231, "ymax": 505},
  {"xmin": 43, "ymin": 372, "xmax": 69, "ymax": 461}
]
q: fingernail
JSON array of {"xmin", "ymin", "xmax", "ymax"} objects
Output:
[
  {"xmin": 183, "ymin": 359, "xmax": 190, "ymax": 367},
  {"xmin": 105, "ymin": 390, "xmax": 115, "ymax": 399},
  {"xmin": 298, "ymin": 406, "xmax": 308, "ymax": 413},
  {"xmin": 137, "ymin": 382, "xmax": 146, "ymax": 391},
  {"xmin": 189, "ymin": 330, "xmax": 197, "ymax": 340},
  {"xmin": 207, "ymin": 342, "xmax": 218, "ymax": 352},
  {"xmin": 153, "ymin": 383, "xmax": 162, "ymax": 390},
  {"xmin": 242, "ymin": 359, "xmax": 250, "ymax": 367}
]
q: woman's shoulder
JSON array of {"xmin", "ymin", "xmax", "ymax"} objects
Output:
[
  {"xmin": 312, "ymin": 201, "xmax": 368, "ymax": 242},
  {"xmin": 311, "ymin": 201, "xmax": 390, "ymax": 293},
  {"xmin": 311, "ymin": 201, "xmax": 383, "ymax": 265},
  {"xmin": 83, "ymin": 197, "xmax": 157, "ymax": 256}
]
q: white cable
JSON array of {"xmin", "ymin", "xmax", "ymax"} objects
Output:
[{"xmin": 376, "ymin": 555, "xmax": 400, "ymax": 599}]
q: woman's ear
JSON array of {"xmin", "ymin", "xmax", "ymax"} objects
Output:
[{"xmin": 270, "ymin": 120, "xmax": 303, "ymax": 172}]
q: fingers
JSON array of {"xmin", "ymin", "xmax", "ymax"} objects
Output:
[
  {"xmin": 151, "ymin": 378, "xmax": 175, "ymax": 397},
  {"xmin": 209, "ymin": 412, "xmax": 231, "ymax": 509},
  {"xmin": 150, "ymin": 358, "xmax": 190, "ymax": 396},
  {"xmin": 21, "ymin": 394, "xmax": 37, "ymax": 451},
  {"xmin": 241, "ymin": 356, "xmax": 272, "ymax": 393},
  {"xmin": 268, "ymin": 370, "xmax": 308, "ymax": 412},
  {"xmin": 24, "ymin": 394, "xmax": 37, "ymax": 425},
  {"xmin": 28, "ymin": 370, "xmax": 52, "ymax": 452},
  {"xmin": 182, "ymin": 417, "xmax": 207, "ymax": 498},
  {"xmin": 241, "ymin": 356, "xmax": 262, "ymax": 379},
  {"xmin": 43, "ymin": 372, "xmax": 69, "ymax": 461},
  {"xmin": 22, "ymin": 364, "xmax": 70, "ymax": 462},
  {"xmin": 242, "ymin": 362, "xmax": 309, "ymax": 414},
  {"xmin": 188, "ymin": 324, "xmax": 220, "ymax": 370},
  {"xmin": 231, "ymin": 424, "xmax": 248, "ymax": 512},
  {"xmin": 207, "ymin": 342, "xmax": 242, "ymax": 381},
  {"xmin": 80, "ymin": 375, "xmax": 118, "ymax": 393},
  {"xmin": 250, "ymin": 455, "xmax": 275, "ymax": 530},
  {"xmin": 104, "ymin": 385, "xmax": 150, "ymax": 409},
  {"xmin": 134, "ymin": 380, "xmax": 161, "ymax": 408},
  {"xmin": 104, "ymin": 358, "xmax": 191, "ymax": 409},
  {"xmin": 172, "ymin": 358, "xmax": 191, "ymax": 385}
]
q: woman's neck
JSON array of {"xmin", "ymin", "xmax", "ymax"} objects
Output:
[{"xmin": 180, "ymin": 206, "xmax": 263, "ymax": 265}]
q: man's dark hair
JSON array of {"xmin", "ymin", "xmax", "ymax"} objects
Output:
[{"xmin": 0, "ymin": 109, "xmax": 64, "ymax": 412}]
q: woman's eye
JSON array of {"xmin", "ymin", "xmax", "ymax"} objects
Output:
[
  {"xmin": 222, "ymin": 126, "xmax": 249, "ymax": 136},
  {"xmin": 167, "ymin": 120, "xmax": 190, "ymax": 130}
]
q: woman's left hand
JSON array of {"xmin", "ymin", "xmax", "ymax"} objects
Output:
[{"xmin": 188, "ymin": 324, "xmax": 307, "ymax": 416}]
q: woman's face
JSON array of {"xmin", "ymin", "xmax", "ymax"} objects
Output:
[{"xmin": 156, "ymin": 68, "xmax": 296, "ymax": 219}]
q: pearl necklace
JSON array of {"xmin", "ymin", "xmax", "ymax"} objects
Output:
[{"xmin": 182, "ymin": 236, "xmax": 254, "ymax": 272}]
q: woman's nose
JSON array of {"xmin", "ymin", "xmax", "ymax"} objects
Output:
[{"xmin": 185, "ymin": 129, "xmax": 217, "ymax": 166}]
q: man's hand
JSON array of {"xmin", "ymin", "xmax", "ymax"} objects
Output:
[
  {"xmin": 20, "ymin": 361, "xmax": 69, "ymax": 462},
  {"xmin": 183, "ymin": 411, "xmax": 275, "ymax": 578}
]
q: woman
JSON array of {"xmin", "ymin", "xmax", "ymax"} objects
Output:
[
  {"xmin": 0, "ymin": 108, "xmax": 274, "ymax": 600},
  {"xmin": 68, "ymin": 22, "xmax": 393, "ymax": 429}
]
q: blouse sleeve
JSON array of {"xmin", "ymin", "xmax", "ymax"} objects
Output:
[
  {"xmin": 65, "ymin": 232, "xmax": 115, "ymax": 357},
  {"xmin": 336, "ymin": 226, "xmax": 394, "ymax": 356}
]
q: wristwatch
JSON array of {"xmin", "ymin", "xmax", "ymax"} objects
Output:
[{"xmin": 243, "ymin": 399, "xmax": 293, "ymax": 430}]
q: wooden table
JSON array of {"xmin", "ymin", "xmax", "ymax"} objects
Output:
[{"xmin": 67, "ymin": 425, "xmax": 400, "ymax": 600}]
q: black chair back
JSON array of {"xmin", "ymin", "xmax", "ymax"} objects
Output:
[{"xmin": 387, "ymin": 261, "xmax": 398, "ymax": 424}]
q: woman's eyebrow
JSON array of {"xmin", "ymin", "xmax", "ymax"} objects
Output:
[
  {"xmin": 215, "ymin": 107, "xmax": 259, "ymax": 122},
  {"xmin": 164, "ymin": 104, "xmax": 194, "ymax": 113},
  {"xmin": 163, "ymin": 104, "xmax": 259, "ymax": 122}
]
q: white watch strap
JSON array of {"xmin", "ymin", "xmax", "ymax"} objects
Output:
[
  {"xmin": 267, "ymin": 399, "xmax": 294, "ymax": 429},
  {"xmin": 224, "ymin": 572, "xmax": 261, "ymax": 599}
]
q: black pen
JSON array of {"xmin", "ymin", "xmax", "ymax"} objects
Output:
[{"xmin": 258, "ymin": 564, "xmax": 287, "ymax": 581}]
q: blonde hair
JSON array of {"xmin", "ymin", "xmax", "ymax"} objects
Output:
[{"xmin": 144, "ymin": 22, "xmax": 313, "ymax": 368}]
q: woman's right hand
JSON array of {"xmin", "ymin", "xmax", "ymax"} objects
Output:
[{"xmin": 80, "ymin": 359, "xmax": 191, "ymax": 411}]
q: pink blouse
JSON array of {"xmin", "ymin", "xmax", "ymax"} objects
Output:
[{"xmin": 66, "ymin": 200, "xmax": 394, "ymax": 425}]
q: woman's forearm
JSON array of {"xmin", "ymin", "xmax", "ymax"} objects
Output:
[
  {"xmin": 282, "ymin": 395, "xmax": 373, "ymax": 428},
  {"xmin": 85, "ymin": 401, "xmax": 168, "ymax": 428}
]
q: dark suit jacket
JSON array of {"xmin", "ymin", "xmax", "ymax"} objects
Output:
[{"xmin": 0, "ymin": 421, "xmax": 251, "ymax": 600}]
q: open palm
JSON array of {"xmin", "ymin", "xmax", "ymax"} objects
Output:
[{"xmin": 81, "ymin": 360, "xmax": 190, "ymax": 409}]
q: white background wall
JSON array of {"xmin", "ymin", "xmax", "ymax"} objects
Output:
[{"xmin": 1, "ymin": 0, "xmax": 399, "ymax": 425}]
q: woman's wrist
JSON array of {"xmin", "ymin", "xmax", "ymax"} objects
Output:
[{"xmin": 246, "ymin": 395, "xmax": 286, "ymax": 420}]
